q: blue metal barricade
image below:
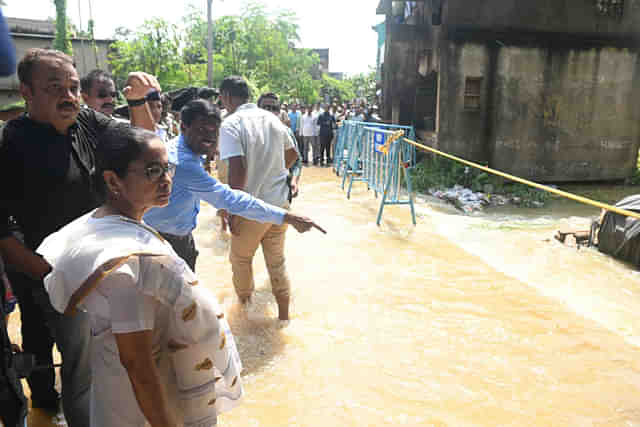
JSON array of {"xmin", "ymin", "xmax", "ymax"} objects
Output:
[
  {"xmin": 342, "ymin": 125, "xmax": 367, "ymax": 193},
  {"xmin": 362, "ymin": 127, "xmax": 417, "ymax": 225},
  {"xmin": 332, "ymin": 124, "xmax": 347, "ymax": 176},
  {"xmin": 334, "ymin": 120, "xmax": 417, "ymax": 225},
  {"xmin": 335, "ymin": 120, "xmax": 417, "ymax": 176}
]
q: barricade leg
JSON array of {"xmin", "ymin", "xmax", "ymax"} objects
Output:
[
  {"xmin": 403, "ymin": 165, "xmax": 417, "ymax": 226},
  {"xmin": 347, "ymin": 173, "xmax": 355, "ymax": 200},
  {"xmin": 341, "ymin": 167, "xmax": 349, "ymax": 190},
  {"xmin": 376, "ymin": 188, "xmax": 388, "ymax": 226},
  {"xmin": 376, "ymin": 150, "xmax": 396, "ymax": 226}
]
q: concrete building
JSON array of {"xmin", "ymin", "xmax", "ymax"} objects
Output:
[
  {"xmin": 311, "ymin": 48, "xmax": 330, "ymax": 79},
  {"xmin": 0, "ymin": 17, "xmax": 113, "ymax": 107},
  {"xmin": 377, "ymin": 0, "xmax": 640, "ymax": 182}
]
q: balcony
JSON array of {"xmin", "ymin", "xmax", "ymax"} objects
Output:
[{"xmin": 378, "ymin": 0, "xmax": 442, "ymax": 25}]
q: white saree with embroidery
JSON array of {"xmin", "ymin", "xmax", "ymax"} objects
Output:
[{"xmin": 38, "ymin": 211, "xmax": 243, "ymax": 427}]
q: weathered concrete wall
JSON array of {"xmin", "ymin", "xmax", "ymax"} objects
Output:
[
  {"xmin": 446, "ymin": 0, "xmax": 640, "ymax": 38},
  {"xmin": 382, "ymin": 0, "xmax": 438, "ymax": 125},
  {"xmin": 490, "ymin": 46, "xmax": 640, "ymax": 181},
  {"xmin": 384, "ymin": 35, "xmax": 425, "ymax": 126},
  {"xmin": 380, "ymin": 0, "xmax": 640, "ymax": 181},
  {"xmin": 437, "ymin": 42, "xmax": 493, "ymax": 163}
]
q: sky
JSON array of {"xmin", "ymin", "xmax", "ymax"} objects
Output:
[{"xmin": 3, "ymin": 0, "xmax": 383, "ymax": 75}]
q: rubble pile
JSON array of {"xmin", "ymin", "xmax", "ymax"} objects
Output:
[{"xmin": 428, "ymin": 185, "xmax": 544, "ymax": 213}]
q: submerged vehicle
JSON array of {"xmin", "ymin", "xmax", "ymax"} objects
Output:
[
  {"xmin": 556, "ymin": 195, "xmax": 640, "ymax": 266},
  {"xmin": 595, "ymin": 195, "xmax": 640, "ymax": 266}
]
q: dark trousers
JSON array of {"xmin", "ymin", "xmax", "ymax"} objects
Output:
[
  {"xmin": 8, "ymin": 272, "xmax": 91, "ymax": 427},
  {"xmin": 9, "ymin": 271, "xmax": 56, "ymax": 404},
  {"xmin": 1, "ymin": 278, "xmax": 27, "ymax": 427},
  {"xmin": 320, "ymin": 133, "xmax": 333, "ymax": 163},
  {"xmin": 295, "ymin": 133, "xmax": 305, "ymax": 162},
  {"xmin": 160, "ymin": 231, "xmax": 199, "ymax": 272}
]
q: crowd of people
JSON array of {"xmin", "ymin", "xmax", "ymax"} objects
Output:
[
  {"xmin": 0, "ymin": 43, "xmax": 327, "ymax": 427},
  {"xmin": 280, "ymin": 101, "xmax": 381, "ymax": 167}
]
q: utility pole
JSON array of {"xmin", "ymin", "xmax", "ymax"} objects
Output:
[{"xmin": 207, "ymin": 0, "xmax": 214, "ymax": 88}]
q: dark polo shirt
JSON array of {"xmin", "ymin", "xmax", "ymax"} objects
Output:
[{"xmin": 0, "ymin": 109, "xmax": 111, "ymax": 251}]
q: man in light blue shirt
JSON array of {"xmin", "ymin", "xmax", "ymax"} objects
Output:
[
  {"xmin": 288, "ymin": 104, "xmax": 300, "ymax": 134},
  {"xmin": 288, "ymin": 104, "xmax": 302, "ymax": 155},
  {"xmin": 144, "ymin": 99, "xmax": 321, "ymax": 271}
]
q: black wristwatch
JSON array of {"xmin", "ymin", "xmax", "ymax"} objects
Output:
[{"xmin": 127, "ymin": 98, "xmax": 147, "ymax": 107}]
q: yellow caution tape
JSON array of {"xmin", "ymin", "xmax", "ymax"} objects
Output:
[
  {"xmin": 403, "ymin": 137, "xmax": 640, "ymax": 221},
  {"xmin": 379, "ymin": 130, "xmax": 405, "ymax": 156}
]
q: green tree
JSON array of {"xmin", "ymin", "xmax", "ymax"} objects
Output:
[
  {"xmin": 109, "ymin": 18, "xmax": 184, "ymax": 91},
  {"xmin": 320, "ymin": 74, "xmax": 355, "ymax": 104},
  {"xmin": 182, "ymin": 0, "xmax": 320, "ymax": 101},
  {"xmin": 345, "ymin": 69, "xmax": 378, "ymax": 103},
  {"xmin": 108, "ymin": 1, "xmax": 322, "ymax": 101},
  {"xmin": 87, "ymin": 19, "xmax": 100, "ymax": 67},
  {"xmin": 53, "ymin": 0, "xmax": 72, "ymax": 54}
]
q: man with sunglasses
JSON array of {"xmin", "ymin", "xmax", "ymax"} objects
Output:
[
  {"xmin": 258, "ymin": 93, "xmax": 302, "ymax": 201},
  {"xmin": 144, "ymin": 99, "xmax": 319, "ymax": 272},
  {"xmin": 0, "ymin": 48, "xmax": 159, "ymax": 426},
  {"xmin": 81, "ymin": 69, "xmax": 118, "ymax": 117}
]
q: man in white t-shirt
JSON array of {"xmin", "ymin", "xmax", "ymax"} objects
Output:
[
  {"xmin": 311, "ymin": 104, "xmax": 322, "ymax": 165},
  {"xmin": 219, "ymin": 76, "xmax": 299, "ymax": 321},
  {"xmin": 300, "ymin": 106, "xmax": 316, "ymax": 164}
]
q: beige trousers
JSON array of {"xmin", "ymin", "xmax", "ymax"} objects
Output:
[
  {"xmin": 216, "ymin": 159, "xmax": 229, "ymax": 184},
  {"xmin": 229, "ymin": 216, "xmax": 290, "ymax": 302}
]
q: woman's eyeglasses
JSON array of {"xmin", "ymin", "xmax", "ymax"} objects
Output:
[{"xmin": 129, "ymin": 163, "xmax": 176, "ymax": 181}]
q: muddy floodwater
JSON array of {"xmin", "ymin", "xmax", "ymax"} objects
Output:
[{"xmin": 11, "ymin": 167, "xmax": 640, "ymax": 426}]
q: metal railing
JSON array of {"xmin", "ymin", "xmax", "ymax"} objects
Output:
[{"xmin": 333, "ymin": 120, "xmax": 417, "ymax": 225}]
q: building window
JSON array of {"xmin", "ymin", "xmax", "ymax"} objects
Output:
[
  {"xmin": 596, "ymin": 0, "xmax": 624, "ymax": 17},
  {"xmin": 464, "ymin": 77, "xmax": 482, "ymax": 111}
]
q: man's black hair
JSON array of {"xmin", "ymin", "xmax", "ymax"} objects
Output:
[
  {"xmin": 80, "ymin": 69, "xmax": 114, "ymax": 93},
  {"xmin": 170, "ymin": 86, "xmax": 219, "ymax": 112},
  {"xmin": 17, "ymin": 48, "xmax": 74, "ymax": 87},
  {"xmin": 197, "ymin": 87, "xmax": 219, "ymax": 99},
  {"xmin": 219, "ymin": 76, "xmax": 250, "ymax": 101},
  {"xmin": 257, "ymin": 92, "xmax": 278, "ymax": 107},
  {"xmin": 181, "ymin": 99, "xmax": 222, "ymax": 127}
]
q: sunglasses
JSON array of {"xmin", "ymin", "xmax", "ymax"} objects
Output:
[
  {"xmin": 129, "ymin": 162, "xmax": 176, "ymax": 181},
  {"xmin": 97, "ymin": 91, "xmax": 118, "ymax": 99},
  {"xmin": 261, "ymin": 104, "xmax": 280, "ymax": 112}
]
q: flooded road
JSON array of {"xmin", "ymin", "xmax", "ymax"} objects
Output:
[{"xmin": 12, "ymin": 167, "xmax": 640, "ymax": 426}]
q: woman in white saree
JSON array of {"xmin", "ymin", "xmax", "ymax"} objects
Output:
[{"xmin": 37, "ymin": 124, "xmax": 319, "ymax": 427}]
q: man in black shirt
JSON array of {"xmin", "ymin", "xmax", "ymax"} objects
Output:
[
  {"xmin": 317, "ymin": 105, "xmax": 336, "ymax": 166},
  {"xmin": 0, "ymin": 48, "xmax": 159, "ymax": 426}
]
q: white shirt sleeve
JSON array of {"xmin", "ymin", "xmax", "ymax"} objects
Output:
[
  {"xmin": 219, "ymin": 121, "xmax": 245, "ymax": 160},
  {"xmin": 100, "ymin": 259, "xmax": 157, "ymax": 334}
]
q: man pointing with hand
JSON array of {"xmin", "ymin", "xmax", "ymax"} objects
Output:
[
  {"xmin": 219, "ymin": 76, "xmax": 318, "ymax": 322},
  {"xmin": 144, "ymin": 99, "xmax": 323, "ymax": 273}
]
